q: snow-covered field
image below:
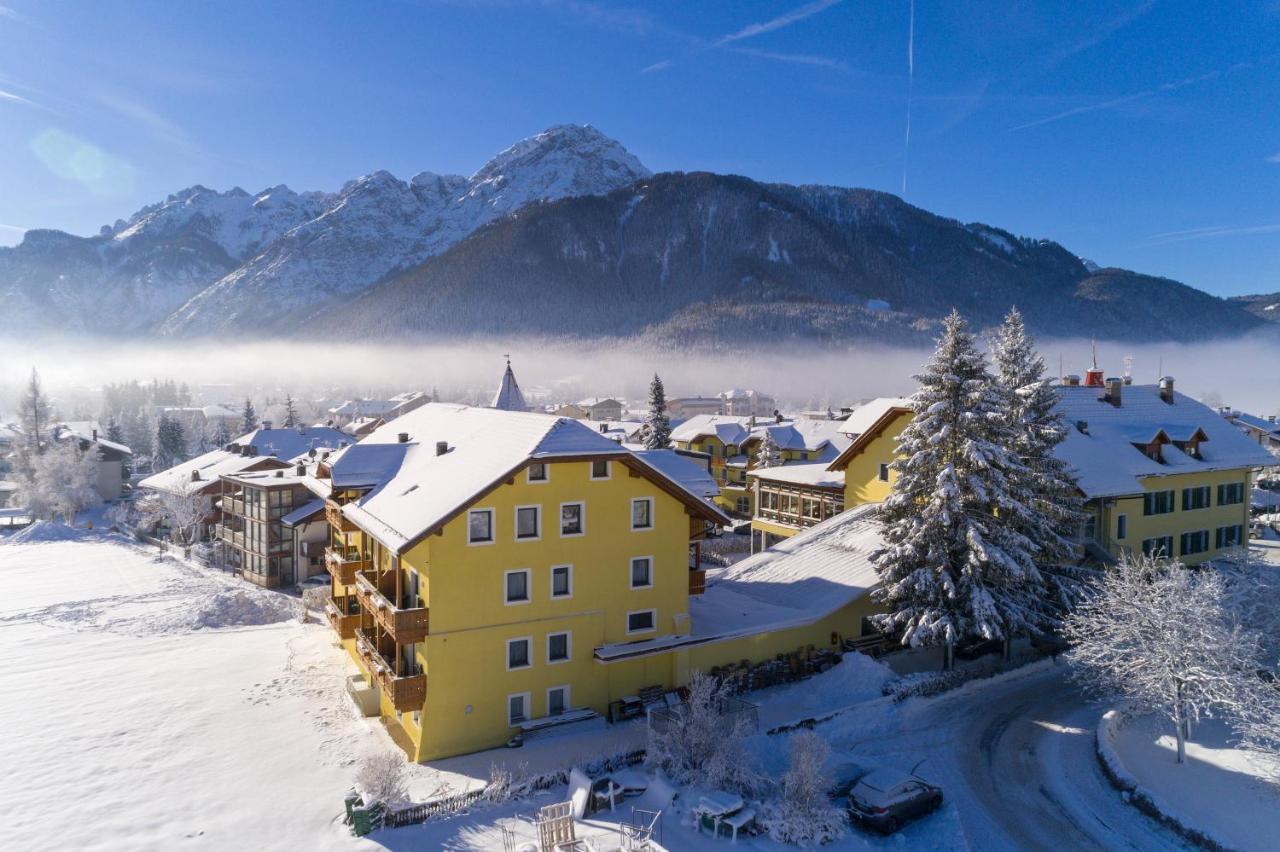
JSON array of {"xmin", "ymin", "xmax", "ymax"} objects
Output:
[{"xmin": 1112, "ymin": 714, "xmax": 1280, "ymax": 852}]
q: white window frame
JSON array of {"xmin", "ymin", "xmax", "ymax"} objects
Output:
[
  {"xmin": 626, "ymin": 608, "xmax": 657, "ymax": 635},
  {"xmin": 504, "ymin": 568, "xmax": 532, "ymax": 606},
  {"xmin": 526, "ymin": 461, "xmax": 549, "ymax": 484},
  {"xmin": 549, "ymin": 564, "xmax": 573, "ymax": 600},
  {"xmin": 506, "ymin": 636, "xmax": 533, "ymax": 671},
  {"xmin": 546, "ymin": 685, "xmax": 570, "ymax": 717},
  {"xmin": 631, "ymin": 497, "xmax": 654, "ymax": 531},
  {"xmin": 514, "ymin": 504, "xmax": 541, "ymax": 542},
  {"xmin": 590, "ymin": 459, "xmax": 611, "ymax": 480},
  {"xmin": 559, "ymin": 501, "xmax": 585, "ymax": 538},
  {"xmin": 546, "ymin": 630, "xmax": 572, "ymax": 664},
  {"xmin": 467, "ymin": 508, "xmax": 495, "ymax": 546},
  {"xmin": 508, "ymin": 691, "xmax": 531, "ymax": 726},
  {"xmin": 630, "ymin": 555, "xmax": 654, "ymax": 589}
]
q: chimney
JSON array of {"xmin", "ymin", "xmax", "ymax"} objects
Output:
[
  {"xmin": 1063, "ymin": 374, "xmax": 1081, "ymax": 387},
  {"xmin": 774, "ymin": 410, "xmax": 783, "ymax": 424},
  {"xmin": 435, "ymin": 441, "xmax": 449, "ymax": 456},
  {"xmin": 190, "ymin": 470, "xmax": 201, "ymax": 482},
  {"xmin": 295, "ymin": 462, "xmax": 305, "ymax": 476},
  {"xmin": 398, "ymin": 432, "xmax": 409, "ymax": 443},
  {"xmin": 1084, "ymin": 367, "xmax": 1105, "ymax": 388},
  {"xmin": 1270, "ymin": 415, "xmax": 1277, "ymax": 424},
  {"xmin": 1104, "ymin": 377, "xmax": 1123, "ymax": 407},
  {"xmin": 92, "ymin": 428, "xmax": 98, "ymax": 441},
  {"xmin": 240, "ymin": 445, "xmax": 251, "ymax": 457},
  {"xmin": 262, "ymin": 419, "xmax": 273, "ymax": 430},
  {"xmin": 274, "ymin": 470, "xmax": 284, "ymax": 478},
  {"xmin": 1076, "ymin": 420, "xmax": 1089, "ymax": 435},
  {"xmin": 599, "ymin": 423, "xmax": 609, "ymax": 433},
  {"xmin": 1159, "ymin": 376, "xmax": 1175, "ymax": 405},
  {"xmin": 1122, "ymin": 375, "xmax": 1133, "ymax": 386}
]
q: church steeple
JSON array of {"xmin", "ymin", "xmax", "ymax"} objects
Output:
[{"xmin": 491, "ymin": 355, "xmax": 528, "ymax": 412}]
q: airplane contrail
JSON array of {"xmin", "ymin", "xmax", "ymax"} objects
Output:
[{"xmin": 902, "ymin": 0, "xmax": 915, "ymax": 196}]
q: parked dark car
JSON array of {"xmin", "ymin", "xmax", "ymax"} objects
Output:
[
  {"xmin": 847, "ymin": 768, "xmax": 943, "ymax": 834},
  {"xmin": 955, "ymin": 638, "xmax": 1001, "ymax": 660},
  {"xmin": 827, "ymin": 761, "xmax": 872, "ymax": 800}
]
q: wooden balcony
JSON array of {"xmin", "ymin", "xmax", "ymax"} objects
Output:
[
  {"xmin": 222, "ymin": 496, "xmax": 245, "ymax": 517},
  {"xmin": 324, "ymin": 598, "xmax": 358, "ymax": 640},
  {"xmin": 325, "ymin": 500, "xmax": 357, "ymax": 533},
  {"xmin": 354, "ymin": 570, "xmax": 430, "ymax": 644},
  {"xmin": 689, "ymin": 568, "xmax": 706, "ymax": 596},
  {"xmin": 355, "ymin": 629, "xmax": 426, "ymax": 713},
  {"xmin": 219, "ymin": 526, "xmax": 245, "ymax": 548},
  {"xmin": 325, "ymin": 547, "xmax": 369, "ymax": 585}
]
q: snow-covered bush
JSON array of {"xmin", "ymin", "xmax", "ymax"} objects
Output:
[
  {"xmin": 762, "ymin": 731, "xmax": 847, "ymax": 846},
  {"xmin": 482, "ymin": 760, "xmax": 531, "ymax": 803},
  {"xmin": 137, "ymin": 483, "xmax": 207, "ymax": 547},
  {"xmin": 354, "ymin": 750, "xmax": 408, "ymax": 808},
  {"xmin": 14, "ymin": 439, "xmax": 102, "ymax": 523},
  {"xmin": 300, "ymin": 586, "xmax": 331, "ymax": 622},
  {"xmin": 646, "ymin": 671, "xmax": 764, "ymax": 796}
]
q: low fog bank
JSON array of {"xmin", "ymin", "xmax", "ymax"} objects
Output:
[{"xmin": 0, "ymin": 333, "xmax": 1277, "ymax": 419}]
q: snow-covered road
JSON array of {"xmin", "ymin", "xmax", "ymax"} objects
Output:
[{"xmin": 828, "ymin": 665, "xmax": 1192, "ymax": 851}]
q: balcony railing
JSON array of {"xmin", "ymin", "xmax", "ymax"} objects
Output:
[
  {"xmin": 324, "ymin": 598, "xmax": 359, "ymax": 640},
  {"xmin": 355, "ymin": 570, "xmax": 430, "ymax": 644},
  {"xmin": 325, "ymin": 547, "xmax": 370, "ymax": 585},
  {"xmin": 219, "ymin": 526, "xmax": 245, "ymax": 548},
  {"xmin": 354, "ymin": 629, "xmax": 426, "ymax": 713},
  {"xmin": 222, "ymin": 496, "xmax": 245, "ymax": 517},
  {"xmin": 325, "ymin": 500, "xmax": 357, "ymax": 533}
]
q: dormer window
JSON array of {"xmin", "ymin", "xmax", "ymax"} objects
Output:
[{"xmin": 1132, "ymin": 442, "xmax": 1163, "ymax": 463}]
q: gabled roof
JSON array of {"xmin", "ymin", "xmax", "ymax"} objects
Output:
[
  {"xmin": 670, "ymin": 414, "xmax": 756, "ymax": 446},
  {"xmin": 492, "ymin": 360, "xmax": 529, "ymax": 411},
  {"xmin": 827, "ymin": 400, "xmax": 913, "ymax": 471},
  {"xmin": 837, "ymin": 397, "xmax": 912, "ymax": 437},
  {"xmin": 631, "ymin": 449, "xmax": 720, "ymax": 500},
  {"xmin": 334, "ymin": 404, "xmax": 728, "ymax": 553},
  {"xmin": 1232, "ymin": 412, "xmax": 1280, "ymax": 437},
  {"xmin": 139, "ymin": 426, "xmax": 349, "ymax": 494},
  {"xmin": 1053, "ymin": 385, "xmax": 1276, "ymax": 498},
  {"xmin": 748, "ymin": 462, "xmax": 844, "ymax": 489},
  {"xmin": 53, "ymin": 422, "xmax": 132, "ymax": 456}
]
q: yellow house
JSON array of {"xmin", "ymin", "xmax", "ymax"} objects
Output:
[
  {"xmin": 825, "ymin": 397, "xmax": 913, "ymax": 509},
  {"xmin": 747, "ymin": 464, "xmax": 845, "ymax": 552},
  {"xmin": 319, "ymin": 403, "xmax": 730, "ymax": 760},
  {"xmin": 829, "ymin": 381, "xmax": 1272, "ymax": 567}
]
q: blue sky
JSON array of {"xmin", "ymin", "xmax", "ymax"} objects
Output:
[{"xmin": 1, "ymin": 0, "xmax": 1277, "ymax": 296}]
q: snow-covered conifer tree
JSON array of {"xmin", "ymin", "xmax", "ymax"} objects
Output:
[
  {"xmin": 241, "ymin": 398, "xmax": 259, "ymax": 434},
  {"xmin": 155, "ymin": 415, "xmax": 187, "ymax": 470},
  {"xmin": 282, "ymin": 394, "xmax": 299, "ymax": 428},
  {"xmin": 642, "ymin": 373, "xmax": 672, "ymax": 450},
  {"xmin": 1064, "ymin": 553, "xmax": 1259, "ymax": 764},
  {"xmin": 990, "ymin": 308, "xmax": 1090, "ymax": 621},
  {"xmin": 871, "ymin": 310, "xmax": 1041, "ymax": 667},
  {"xmin": 211, "ymin": 418, "xmax": 232, "ymax": 449},
  {"xmin": 755, "ymin": 428, "xmax": 782, "ymax": 469}
]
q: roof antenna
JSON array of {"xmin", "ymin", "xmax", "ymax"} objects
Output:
[
  {"xmin": 1091, "ymin": 339, "xmax": 1098, "ymax": 370},
  {"xmin": 1157, "ymin": 354, "xmax": 1163, "ymax": 382},
  {"xmin": 1123, "ymin": 354, "xmax": 1133, "ymax": 383},
  {"xmin": 1058, "ymin": 353, "xmax": 1064, "ymax": 383}
]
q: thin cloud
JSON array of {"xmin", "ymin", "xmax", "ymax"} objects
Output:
[
  {"xmin": 92, "ymin": 91, "xmax": 197, "ymax": 150},
  {"xmin": 641, "ymin": 59, "xmax": 673, "ymax": 74},
  {"xmin": 1147, "ymin": 222, "xmax": 1280, "ymax": 243},
  {"xmin": 0, "ymin": 5, "xmax": 21, "ymax": 20},
  {"xmin": 1268, "ymin": 151, "xmax": 1280, "ymax": 163},
  {"xmin": 1011, "ymin": 61, "xmax": 1253, "ymax": 131},
  {"xmin": 0, "ymin": 87, "xmax": 30, "ymax": 104},
  {"xmin": 726, "ymin": 46, "xmax": 850, "ymax": 71},
  {"xmin": 901, "ymin": 0, "xmax": 915, "ymax": 196},
  {"xmin": 1041, "ymin": 1, "xmax": 1156, "ymax": 70},
  {"xmin": 0, "ymin": 222, "xmax": 26, "ymax": 233},
  {"xmin": 715, "ymin": 0, "xmax": 843, "ymax": 46}
]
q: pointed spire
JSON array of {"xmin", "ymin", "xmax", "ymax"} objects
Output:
[{"xmin": 491, "ymin": 356, "xmax": 528, "ymax": 411}]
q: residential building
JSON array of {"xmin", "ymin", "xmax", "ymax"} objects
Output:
[
  {"xmin": 719, "ymin": 388, "xmax": 776, "ymax": 418},
  {"xmin": 217, "ymin": 464, "xmax": 320, "ymax": 587},
  {"xmin": 575, "ymin": 397, "xmax": 625, "ymax": 422},
  {"xmin": 829, "ymin": 380, "xmax": 1274, "ymax": 567},
  {"xmin": 318, "ymin": 403, "xmax": 729, "ymax": 760},
  {"xmin": 328, "ymin": 391, "xmax": 429, "ymax": 427},
  {"xmin": 666, "ymin": 397, "xmax": 724, "ymax": 419},
  {"xmin": 51, "ymin": 422, "xmax": 132, "ymax": 502},
  {"xmin": 748, "ymin": 463, "xmax": 845, "ymax": 552},
  {"xmin": 824, "ymin": 398, "xmax": 914, "ymax": 509},
  {"xmin": 1227, "ymin": 410, "xmax": 1280, "ymax": 451},
  {"xmin": 139, "ymin": 425, "xmax": 348, "ymax": 542}
]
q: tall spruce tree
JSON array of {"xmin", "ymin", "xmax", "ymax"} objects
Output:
[
  {"xmin": 15, "ymin": 368, "xmax": 52, "ymax": 481},
  {"xmin": 991, "ymin": 308, "xmax": 1090, "ymax": 621},
  {"xmin": 643, "ymin": 374, "xmax": 672, "ymax": 450},
  {"xmin": 872, "ymin": 310, "xmax": 1041, "ymax": 667},
  {"xmin": 756, "ymin": 428, "xmax": 782, "ymax": 468},
  {"xmin": 282, "ymin": 394, "xmax": 299, "ymax": 428},
  {"xmin": 155, "ymin": 415, "xmax": 187, "ymax": 469},
  {"xmin": 241, "ymin": 398, "xmax": 259, "ymax": 434},
  {"xmin": 211, "ymin": 418, "xmax": 232, "ymax": 449}
]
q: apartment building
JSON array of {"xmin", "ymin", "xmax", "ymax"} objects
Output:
[{"xmin": 217, "ymin": 463, "xmax": 319, "ymax": 587}]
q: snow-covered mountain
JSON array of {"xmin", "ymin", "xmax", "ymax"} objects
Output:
[{"xmin": 0, "ymin": 124, "xmax": 649, "ymax": 336}]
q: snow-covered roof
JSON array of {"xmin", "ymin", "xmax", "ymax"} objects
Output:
[
  {"xmin": 1053, "ymin": 385, "xmax": 1277, "ymax": 499},
  {"xmin": 281, "ymin": 498, "xmax": 326, "ymax": 528},
  {"xmin": 749, "ymin": 462, "xmax": 845, "ymax": 489},
  {"xmin": 53, "ymin": 423, "xmax": 132, "ymax": 456},
  {"xmin": 595, "ymin": 504, "xmax": 881, "ymax": 661},
  {"xmin": 139, "ymin": 426, "xmax": 348, "ymax": 494},
  {"xmin": 576, "ymin": 397, "xmax": 622, "ymax": 408},
  {"xmin": 201, "ymin": 404, "xmax": 239, "ymax": 419},
  {"xmin": 334, "ymin": 404, "xmax": 727, "ymax": 553},
  {"xmin": 670, "ymin": 415, "xmax": 757, "ymax": 446},
  {"xmin": 837, "ymin": 397, "xmax": 912, "ymax": 437},
  {"xmin": 631, "ymin": 450, "xmax": 720, "ymax": 500},
  {"xmin": 491, "ymin": 361, "xmax": 528, "ymax": 412},
  {"xmin": 1232, "ymin": 412, "xmax": 1280, "ymax": 437}
]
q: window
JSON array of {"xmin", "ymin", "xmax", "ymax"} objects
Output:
[
  {"xmin": 735, "ymin": 497, "xmax": 750, "ymax": 514},
  {"xmin": 630, "ymin": 556, "xmax": 653, "ymax": 589},
  {"xmin": 527, "ymin": 461, "xmax": 548, "ymax": 483},
  {"xmin": 1142, "ymin": 536, "xmax": 1173, "ymax": 557},
  {"xmin": 1143, "ymin": 490, "xmax": 1175, "ymax": 516},
  {"xmin": 878, "ymin": 462, "xmax": 890, "ymax": 482},
  {"xmin": 1216, "ymin": 525, "xmax": 1243, "ymax": 548},
  {"xmin": 591, "ymin": 460, "xmax": 610, "ymax": 480},
  {"xmin": 547, "ymin": 631, "xmax": 571, "ymax": 664},
  {"xmin": 468, "ymin": 509, "xmax": 494, "ymax": 544},
  {"xmin": 1080, "ymin": 514, "xmax": 1097, "ymax": 542},
  {"xmin": 626, "ymin": 609, "xmax": 656, "ymax": 634},
  {"xmin": 508, "ymin": 692, "xmax": 531, "ymax": 725},
  {"xmin": 1180, "ymin": 530, "xmax": 1210, "ymax": 557},
  {"xmin": 560, "ymin": 502, "xmax": 584, "ymax": 537},
  {"xmin": 550, "ymin": 564, "xmax": 572, "ymax": 599},
  {"xmin": 1116, "ymin": 514, "xmax": 1127, "ymax": 541},
  {"xmin": 547, "ymin": 686, "xmax": 569, "ymax": 717},
  {"xmin": 506, "ymin": 637, "xmax": 531, "ymax": 670},
  {"xmin": 1182, "ymin": 486, "xmax": 1211, "ymax": 511},
  {"xmin": 1218, "ymin": 483, "xmax": 1245, "ymax": 506},
  {"xmin": 515, "ymin": 505, "xmax": 540, "ymax": 540},
  {"xmin": 504, "ymin": 569, "xmax": 530, "ymax": 605},
  {"xmin": 631, "ymin": 498, "xmax": 654, "ymax": 530}
]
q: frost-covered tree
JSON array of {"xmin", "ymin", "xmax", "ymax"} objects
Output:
[
  {"xmin": 642, "ymin": 373, "xmax": 672, "ymax": 450},
  {"xmin": 354, "ymin": 750, "xmax": 408, "ymax": 808},
  {"xmin": 139, "ymin": 482, "xmax": 208, "ymax": 546},
  {"xmin": 105, "ymin": 417, "xmax": 125, "ymax": 446},
  {"xmin": 282, "ymin": 393, "xmax": 299, "ymax": 428},
  {"xmin": 755, "ymin": 428, "xmax": 782, "ymax": 469},
  {"xmin": 211, "ymin": 417, "xmax": 232, "ymax": 449},
  {"xmin": 990, "ymin": 308, "xmax": 1090, "ymax": 621},
  {"xmin": 241, "ymin": 398, "xmax": 259, "ymax": 434},
  {"xmin": 763, "ymin": 731, "xmax": 848, "ymax": 845},
  {"xmin": 1064, "ymin": 553, "xmax": 1259, "ymax": 764},
  {"xmin": 872, "ymin": 310, "xmax": 1041, "ymax": 668},
  {"xmin": 14, "ymin": 367, "xmax": 52, "ymax": 479},
  {"xmin": 155, "ymin": 414, "xmax": 187, "ymax": 470},
  {"xmin": 16, "ymin": 438, "xmax": 101, "ymax": 522},
  {"xmin": 646, "ymin": 670, "xmax": 763, "ymax": 796}
]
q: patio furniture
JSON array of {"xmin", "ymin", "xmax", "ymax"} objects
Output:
[
  {"xmin": 536, "ymin": 801, "xmax": 576, "ymax": 852},
  {"xmin": 719, "ymin": 806, "xmax": 757, "ymax": 842},
  {"xmin": 620, "ymin": 808, "xmax": 662, "ymax": 851}
]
